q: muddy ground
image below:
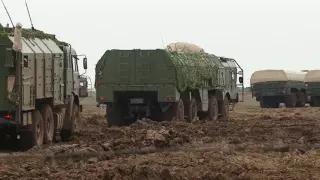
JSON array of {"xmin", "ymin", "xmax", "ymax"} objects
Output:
[{"xmin": 1, "ymin": 93, "xmax": 320, "ymax": 180}]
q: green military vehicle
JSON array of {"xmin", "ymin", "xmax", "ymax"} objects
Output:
[
  {"xmin": 304, "ymin": 70, "xmax": 320, "ymax": 106},
  {"xmin": 95, "ymin": 48, "xmax": 243, "ymax": 126},
  {"xmin": 0, "ymin": 23, "xmax": 88, "ymax": 149},
  {"xmin": 250, "ymin": 70, "xmax": 307, "ymax": 108}
]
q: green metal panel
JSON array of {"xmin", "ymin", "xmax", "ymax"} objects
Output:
[
  {"xmin": 0, "ymin": 37, "xmax": 15, "ymax": 111},
  {"xmin": 0, "ymin": 27, "xmax": 68, "ymax": 112},
  {"xmin": 96, "ymin": 49, "xmax": 222, "ymax": 103}
]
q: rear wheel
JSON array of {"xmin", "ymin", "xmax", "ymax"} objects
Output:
[
  {"xmin": 297, "ymin": 92, "xmax": 306, "ymax": 107},
  {"xmin": 41, "ymin": 104, "xmax": 54, "ymax": 144},
  {"xmin": 311, "ymin": 97, "xmax": 320, "ymax": 107},
  {"xmin": 186, "ymin": 98, "xmax": 197, "ymax": 122},
  {"xmin": 285, "ymin": 93, "xmax": 297, "ymax": 108},
  {"xmin": 20, "ymin": 110, "xmax": 44, "ymax": 149},
  {"xmin": 164, "ymin": 99, "xmax": 184, "ymax": 121},
  {"xmin": 106, "ymin": 103, "xmax": 124, "ymax": 127},
  {"xmin": 219, "ymin": 96, "xmax": 229, "ymax": 121},
  {"xmin": 208, "ymin": 96, "xmax": 218, "ymax": 121},
  {"xmin": 259, "ymin": 97, "xmax": 267, "ymax": 108}
]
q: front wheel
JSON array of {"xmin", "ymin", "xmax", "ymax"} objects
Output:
[
  {"xmin": 219, "ymin": 96, "xmax": 229, "ymax": 121},
  {"xmin": 61, "ymin": 105, "xmax": 79, "ymax": 141}
]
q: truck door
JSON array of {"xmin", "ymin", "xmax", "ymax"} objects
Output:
[{"xmin": 72, "ymin": 53, "xmax": 80, "ymax": 95}]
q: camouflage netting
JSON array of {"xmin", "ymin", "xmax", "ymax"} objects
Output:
[
  {"xmin": 0, "ymin": 26, "xmax": 68, "ymax": 46},
  {"xmin": 166, "ymin": 42, "xmax": 205, "ymax": 53},
  {"xmin": 167, "ymin": 51, "xmax": 219, "ymax": 92}
]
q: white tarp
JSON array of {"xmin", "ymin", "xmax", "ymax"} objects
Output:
[
  {"xmin": 305, "ymin": 70, "xmax": 320, "ymax": 82},
  {"xmin": 250, "ymin": 70, "xmax": 306, "ymax": 84},
  {"xmin": 12, "ymin": 23, "xmax": 23, "ymax": 52},
  {"xmin": 165, "ymin": 42, "xmax": 205, "ymax": 53}
]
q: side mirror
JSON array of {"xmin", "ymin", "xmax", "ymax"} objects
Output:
[
  {"xmin": 83, "ymin": 57, "xmax": 87, "ymax": 70},
  {"xmin": 239, "ymin": 77, "xmax": 243, "ymax": 83}
]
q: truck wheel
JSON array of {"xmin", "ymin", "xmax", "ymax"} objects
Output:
[
  {"xmin": 106, "ymin": 103, "xmax": 126, "ymax": 127},
  {"xmin": 20, "ymin": 110, "xmax": 44, "ymax": 149},
  {"xmin": 32, "ymin": 110, "xmax": 44, "ymax": 147},
  {"xmin": 164, "ymin": 99, "xmax": 184, "ymax": 121},
  {"xmin": 312, "ymin": 97, "xmax": 320, "ymax": 107},
  {"xmin": 41, "ymin": 104, "xmax": 54, "ymax": 144},
  {"xmin": 208, "ymin": 96, "xmax": 218, "ymax": 121},
  {"xmin": 219, "ymin": 96, "xmax": 229, "ymax": 121},
  {"xmin": 271, "ymin": 102, "xmax": 280, "ymax": 108},
  {"xmin": 259, "ymin": 97, "xmax": 266, "ymax": 108},
  {"xmin": 285, "ymin": 93, "xmax": 297, "ymax": 108},
  {"xmin": 186, "ymin": 98, "xmax": 197, "ymax": 122},
  {"xmin": 60, "ymin": 105, "xmax": 79, "ymax": 141},
  {"xmin": 297, "ymin": 92, "xmax": 306, "ymax": 107}
]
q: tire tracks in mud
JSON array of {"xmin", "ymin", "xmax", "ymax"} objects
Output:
[{"xmin": 1, "ymin": 142, "xmax": 320, "ymax": 165}]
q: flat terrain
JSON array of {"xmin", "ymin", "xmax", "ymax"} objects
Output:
[{"xmin": 1, "ymin": 93, "xmax": 320, "ymax": 180}]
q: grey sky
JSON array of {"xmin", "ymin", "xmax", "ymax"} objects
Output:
[{"xmin": 1, "ymin": 0, "xmax": 319, "ymax": 87}]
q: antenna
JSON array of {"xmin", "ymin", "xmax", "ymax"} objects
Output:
[
  {"xmin": 160, "ymin": 32, "xmax": 165, "ymax": 49},
  {"xmin": 25, "ymin": 0, "xmax": 34, "ymax": 30},
  {"xmin": 1, "ymin": 0, "xmax": 14, "ymax": 28}
]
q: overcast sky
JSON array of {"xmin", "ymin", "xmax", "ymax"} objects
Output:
[{"xmin": 1, "ymin": 0, "xmax": 319, "ymax": 87}]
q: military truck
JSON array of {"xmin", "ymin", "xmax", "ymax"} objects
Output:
[
  {"xmin": 304, "ymin": 70, "xmax": 320, "ymax": 106},
  {"xmin": 250, "ymin": 70, "xmax": 307, "ymax": 108},
  {"xmin": 0, "ymin": 23, "xmax": 88, "ymax": 148},
  {"xmin": 95, "ymin": 48, "xmax": 243, "ymax": 127}
]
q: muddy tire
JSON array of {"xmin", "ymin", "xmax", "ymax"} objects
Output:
[
  {"xmin": 259, "ymin": 97, "xmax": 267, "ymax": 108},
  {"xmin": 208, "ymin": 96, "xmax": 218, "ymax": 121},
  {"xmin": 61, "ymin": 105, "xmax": 79, "ymax": 141},
  {"xmin": 285, "ymin": 93, "xmax": 297, "ymax": 108},
  {"xmin": 107, "ymin": 104, "xmax": 121, "ymax": 127},
  {"xmin": 186, "ymin": 98, "xmax": 197, "ymax": 122},
  {"xmin": 20, "ymin": 110, "xmax": 44, "ymax": 150},
  {"xmin": 297, "ymin": 92, "xmax": 306, "ymax": 107},
  {"xmin": 41, "ymin": 104, "xmax": 54, "ymax": 144},
  {"xmin": 311, "ymin": 97, "xmax": 320, "ymax": 107},
  {"xmin": 219, "ymin": 96, "xmax": 229, "ymax": 121},
  {"xmin": 164, "ymin": 99, "xmax": 184, "ymax": 121}
]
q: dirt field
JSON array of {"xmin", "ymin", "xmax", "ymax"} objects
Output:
[{"xmin": 1, "ymin": 93, "xmax": 320, "ymax": 180}]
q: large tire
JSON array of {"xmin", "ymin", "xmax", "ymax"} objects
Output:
[
  {"xmin": 186, "ymin": 98, "xmax": 197, "ymax": 122},
  {"xmin": 20, "ymin": 110, "xmax": 44, "ymax": 149},
  {"xmin": 259, "ymin": 97, "xmax": 266, "ymax": 108},
  {"xmin": 208, "ymin": 96, "xmax": 218, "ymax": 121},
  {"xmin": 297, "ymin": 92, "xmax": 306, "ymax": 107},
  {"xmin": 311, "ymin": 97, "xmax": 320, "ymax": 107},
  {"xmin": 61, "ymin": 105, "xmax": 79, "ymax": 141},
  {"xmin": 271, "ymin": 102, "xmax": 280, "ymax": 108},
  {"xmin": 285, "ymin": 93, "xmax": 297, "ymax": 108},
  {"xmin": 106, "ymin": 103, "xmax": 125, "ymax": 127},
  {"xmin": 41, "ymin": 104, "xmax": 54, "ymax": 144},
  {"xmin": 219, "ymin": 96, "xmax": 229, "ymax": 121},
  {"xmin": 164, "ymin": 99, "xmax": 184, "ymax": 121}
]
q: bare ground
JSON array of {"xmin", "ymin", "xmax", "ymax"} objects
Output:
[{"xmin": 1, "ymin": 93, "xmax": 320, "ymax": 180}]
